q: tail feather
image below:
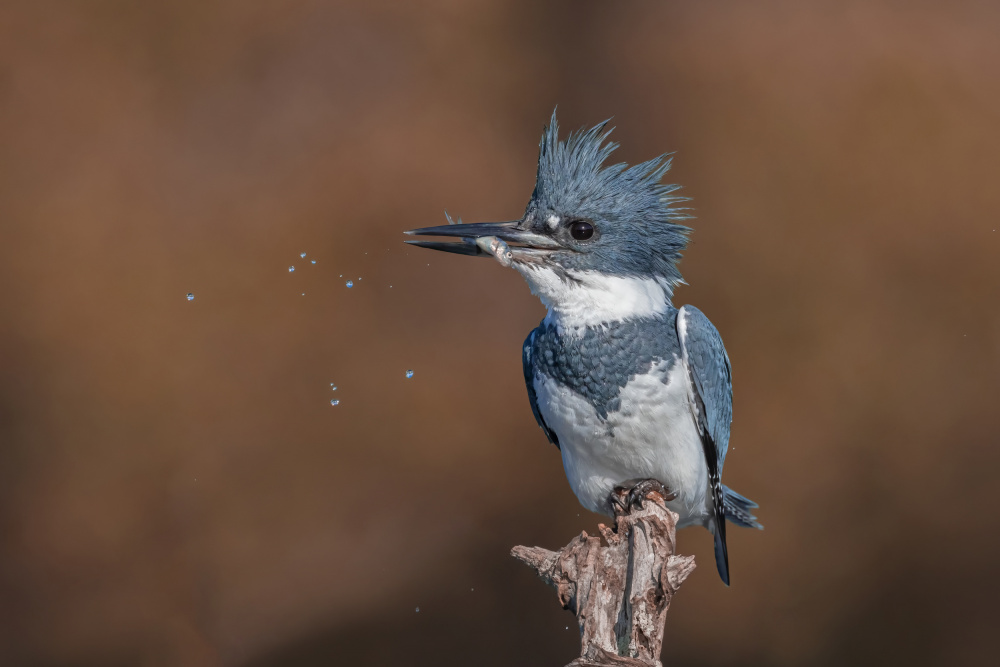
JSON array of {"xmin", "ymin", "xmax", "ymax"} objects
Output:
[
  {"xmin": 712, "ymin": 522, "xmax": 730, "ymax": 586},
  {"xmin": 722, "ymin": 485, "xmax": 763, "ymax": 529}
]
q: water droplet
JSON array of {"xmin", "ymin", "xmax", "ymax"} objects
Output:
[
  {"xmin": 330, "ymin": 399, "xmax": 340, "ymax": 406},
  {"xmin": 330, "ymin": 383, "xmax": 337, "ymax": 390},
  {"xmin": 346, "ymin": 280, "xmax": 354, "ymax": 288},
  {"xmin": 186, "ymin": 293, "xmax": 194, "ymax": 301},
  {"xmin": 405, "ymin": 369, "xmax": 414, "ymax": 379},
  {"xmin": 289, "ymin": 266, "xmax": 295, "ymax": 272},
  {"xmin": 415, "ymin": 607, "xmax": 420, "ymax": 613},
  {"xmin": 300, "ymin": 252, "xmax": 307, "ymax": 258},
  {"xmin": 311, "ymin": 260, "xmax": 316, "ymax": 264}
]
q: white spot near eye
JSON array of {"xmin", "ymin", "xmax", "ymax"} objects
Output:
[{"xmin": 547, "ymin": 214, "xmax": 560, "ymax": 229}]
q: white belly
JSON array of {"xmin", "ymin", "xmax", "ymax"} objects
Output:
[{"xmin": 534, "ymin": 358, "xmax": 709, "ymax": 526}]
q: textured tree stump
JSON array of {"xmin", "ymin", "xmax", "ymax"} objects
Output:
[{"xmin": 511, "ymin": 489, "xmax": 696, "ymax": 667}]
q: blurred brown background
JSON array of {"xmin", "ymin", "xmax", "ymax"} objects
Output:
[{"xmin": 1, "ymin": 1, "xmax": 998, "ymax": 665}]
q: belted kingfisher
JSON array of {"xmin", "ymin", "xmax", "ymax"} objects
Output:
[{"xmin": 406, "ymin": 112, "xmax": 761, "ymax": 584}]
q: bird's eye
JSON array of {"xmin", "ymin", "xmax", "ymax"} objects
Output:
[{"xmin": 569, "ymin": 220, "xmax": 595, "ymax": 241}]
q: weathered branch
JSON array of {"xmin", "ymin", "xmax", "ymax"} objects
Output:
[{"xmin": 512, "ymin": 491, "xmax": 695, "ymax": 667}]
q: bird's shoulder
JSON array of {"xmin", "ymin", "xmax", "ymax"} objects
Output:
[{"xmin": 677, "ymin": 305, "xmax": 732, "ymax": 391}]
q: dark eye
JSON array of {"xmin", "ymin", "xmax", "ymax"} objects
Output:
[{"xmin": 569, "ymin": 220, "xmax": 595, "ymax": 241}]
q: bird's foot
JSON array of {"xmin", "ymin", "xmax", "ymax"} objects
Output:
[{"xmin": 610, "ymin": 478, "xmax": 676, "ymax": 515}]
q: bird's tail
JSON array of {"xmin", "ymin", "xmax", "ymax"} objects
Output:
[
  {"xmin": 712, "ymin": 520, "xmax": 730, "ymax": 586},
  {"xmin": 722, "ymin": 485, "xmax": 763, "ymax": 529},
  {"xmin": 712, "ymin": 486, "xmax": 762, "ymax": 586}
]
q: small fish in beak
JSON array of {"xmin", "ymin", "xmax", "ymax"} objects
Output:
[{"xmin": 475, "ymin": 236, "xmax": 514, "ymax": 268}]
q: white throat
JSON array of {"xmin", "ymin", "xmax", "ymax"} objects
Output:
[{"xmin": 515, "ymin": 265, "xmax": 673, "ymax": 330}]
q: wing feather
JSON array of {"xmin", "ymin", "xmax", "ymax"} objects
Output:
[
  {"xmin": 523, "ymin": 329, "xmax": 559, "ymax": 449},
  {"xmin": 678, "ymin": 305, "xmax": 733, "ymax": 584}
]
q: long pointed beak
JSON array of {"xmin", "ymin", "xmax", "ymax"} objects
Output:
[{"xmin": 404, "ymin": 221, "xmax": 560, "ymax": 259}]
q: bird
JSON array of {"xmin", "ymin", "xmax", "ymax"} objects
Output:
[{"xmin": 405, "ymin": 111, "xmax": 761, "ymax": 585}]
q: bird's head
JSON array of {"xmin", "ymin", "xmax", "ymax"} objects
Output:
[{"xmin": 406, "ymin": 111, "xmax": 691, "ymax": 327}]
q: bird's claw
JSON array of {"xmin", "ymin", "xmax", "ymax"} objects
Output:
[{"xmin": 610, "ymin": 478, "xmax": 676, "ymax": 515}]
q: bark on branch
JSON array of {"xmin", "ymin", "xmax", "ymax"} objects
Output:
[{"xmin": 511, "ymin": 491, "xmax": 695, "ymax": 667}]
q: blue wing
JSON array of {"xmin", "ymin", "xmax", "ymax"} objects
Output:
[
  {"xmin": 523, "ymin": 329, "xmax": 559, "ymax": 449},
  {"xmin": 678, "ymin": 305, "xmax": 733, "ymax": 470},
  {"xmin": 678, "ymin": 305, "xmax": 734, "ymax": 584}
]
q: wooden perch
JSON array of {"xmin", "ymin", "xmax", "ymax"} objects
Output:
[{"xmin": 511, "ymin": 490, "xmax": 696, "ymax": 667}]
